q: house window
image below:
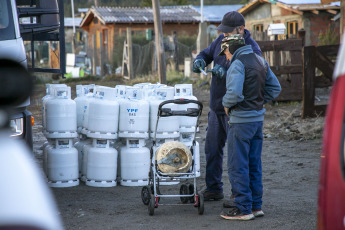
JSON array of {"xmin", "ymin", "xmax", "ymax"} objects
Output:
[
  {"xmin": 94, "ymin": 17, "xmax": 98, "ymax": 24},
  {"xmin": 254, "ymin": 24, "xmax": 263, "ymax": 32},
  {"xmin": 287, "ymin": 21, "xmax": 298, "ymax": 38}
]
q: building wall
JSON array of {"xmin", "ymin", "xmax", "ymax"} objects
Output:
[
  {"xmin": 243, "ymin": 4, "xmax": 340, "ymax": 45},
  {"xmin": 304, "ymin": 12, "xmax": 340, "ymax": 45},
  {"xmin": 245, "ymin": 3, "xmax": 271, "ymax": 21}
]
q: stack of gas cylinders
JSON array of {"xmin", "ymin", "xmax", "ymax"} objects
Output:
[{"xmin": 42, "ymin": 83, "xmax": 199, "ymax": 188}]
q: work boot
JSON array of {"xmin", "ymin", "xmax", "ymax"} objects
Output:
[{"xmin": 202, "ymin": 190, "xmax": 224, "ymax": 201}]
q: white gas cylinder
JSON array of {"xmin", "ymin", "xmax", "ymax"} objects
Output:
[
  {"xmin": 47, "ymin": 139, "xmax": 79, "ymax": 187},
  {"xmin": 193, "ymin": 141, "xmax": 200, "ymax": 177},
  {"xmin": 149, "ymin": 86, "xmax": 179, "ymax": 139},
  {"xmin": 80, "ymin": 139, "xmax": 92, "ymax": 182},
  {"xmin": 86, "ymin": 139, "xmax": 118, "ymax": 187},
  {"xmin": 118, "ymin": 86, "xmax": 149, "ymax": 138},
  {"xmin": 42, "ymin": 84, "xmax": 67, "ymax": 134},
  {"xmin": 87, "ymin": 86, "xmax": 119, "ymax": 139},
  {"xmin": 115, "ymin": 85, "xmax": 127, "ymax": 99},
  {"xmin": 177, "ymin": 135, "xmax": 200, "ymax": 178},
  {"xmin": 74, "ymin": 138, "xmax": 88, "ymax": 177},
  {"xmin": 174, "ymin": 84, "xmax": 198, "ymax": 133},
  {"xmin": 45, "ymin": 87, "xmax": 77, "ymax": 139},
  {"xmin": 81, "ymin": 89, "xmax": 95, "ymax": 135},
  {"xmin": 74, "ymin": 84, "xmax": 94, "ymax": 133},
  {"xmin": 43, "ymin": 141, "xmax": 54, "ymax": 176},
  {"xmin": 120, "ymin": 139, "xmax": 150, "ymax": 186}
]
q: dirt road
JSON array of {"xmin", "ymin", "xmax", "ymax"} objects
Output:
[{"xmin": 29, "ymin": 81, "xmax": 323, "ymax": 230}]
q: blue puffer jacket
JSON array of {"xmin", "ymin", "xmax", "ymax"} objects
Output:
[
  {"xmin": 196, "ymin": 29, "xmax": 262, "ymax": 114},
  {"xmin": 222, "ymin": 45, "xmax": 281, "ymax": 123}
]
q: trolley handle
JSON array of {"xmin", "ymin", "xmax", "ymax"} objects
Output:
[{"xmin": 158, "ymin": 99, "xmax": 203, "ymax": 118}]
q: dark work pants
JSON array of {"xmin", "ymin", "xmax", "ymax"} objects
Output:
[
  {"xmin": 204, "ymin": 110, "xmax": 229, "ymax": 193},
  {"xmin": 227, "ymin": 122, "xmax": 263, "ymax": 214}
]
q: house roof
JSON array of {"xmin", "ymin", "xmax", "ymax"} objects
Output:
[
  {"xmin": 191, "ymin": 5, "xmax": 243, "ymax": 22},
  {"xmin": 80, "ymin": 5, "xmax": 201, "ymax": 27},
  {"xmin": 239, "ymin": 0, "xmax": 340, "ymax": 16}
]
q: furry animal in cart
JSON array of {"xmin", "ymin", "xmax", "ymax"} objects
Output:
[{"xmin": 141, "ymin": 99, "xmax": 204, "ymax": 215}]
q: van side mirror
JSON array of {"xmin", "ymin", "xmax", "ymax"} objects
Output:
[{"xmin": 0, "ymin": 59, "xmax": 33, "ymax": 107}]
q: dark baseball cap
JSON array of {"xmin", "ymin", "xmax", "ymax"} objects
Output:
[{"xmin": 217, "ymin": 11, "xmax": 245, "ymax": 33}]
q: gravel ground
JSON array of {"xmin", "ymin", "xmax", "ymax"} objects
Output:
[{"xmin": 29, "ymin": 80, "xmax": 323, "ymax": 230}]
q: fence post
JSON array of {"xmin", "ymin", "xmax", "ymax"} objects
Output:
[{"xmin": 302, "ymin": 46, "xmax": 316, "ymax": 118}]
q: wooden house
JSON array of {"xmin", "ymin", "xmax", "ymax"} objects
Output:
[
  {"xmin": 238, "ymin": 0, "xmax": 342, "ymax": 45},
  {"xmin": 80, "ymin": 6, "xmax": 202, "ymax": 74},
  {"xmin": 79, "ymin": 5, "xmax": 246, "ymax": 75}
]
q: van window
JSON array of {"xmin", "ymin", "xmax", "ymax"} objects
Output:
[{"xmin": 0, "ymin": 0, "xmax": 16, "ymax": 40}]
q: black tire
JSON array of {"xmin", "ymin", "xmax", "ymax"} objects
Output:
[
  {"xmin": 198, "ymin": 193, "xmax": 204, "ymax": 215},
  {"xmin": 188, "ymin": 183, "xmax": 195, "ymax": 203},
  {"xmin": 148, "ymin": 194, "xmax": 155, "ymax": 216},
  {"xmin": 180, "ymin": 184, "xmax": 190, "ymax": 204},
  {"xmin": 141, "ymin": 186, "xmax": 151, "ymax": 205}
]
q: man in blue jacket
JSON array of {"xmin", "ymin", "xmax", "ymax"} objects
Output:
[
  {"xmin": 193, "ymin": 11, "xmax": 262, "ymax": 201},
  {"xmin": 220, "ymin": 35, "xmax": 281, "ymax": 220}
]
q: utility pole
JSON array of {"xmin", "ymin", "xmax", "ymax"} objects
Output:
[
  {"xmin": 127, "ymin": 27, "xmax": 134, "ymax": 79},
  {"xmin": 152, "ymin": 0, "xmax": 166, "ymax": 84},
  {"xmin": 197, "ymin": 0, "xmax": 207, "ymax": 79},
  {"xmin": 71, "ymin": 0, "xmax": 75, "ymax": 53}
]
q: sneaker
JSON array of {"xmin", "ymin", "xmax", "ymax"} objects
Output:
[
  {"xmin": 220, "ymin": 207, "xmax": 255, "ymax": 221},
  {"xmin": 252, "ymin": 209, "xmax": 264, "ymax": 217},
  {"xmin": 202, "ymin": 190, "xmax": 224, "ymax": 201}
]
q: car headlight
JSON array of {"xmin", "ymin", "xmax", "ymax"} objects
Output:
[{"xmin": 10, "ymin": 118, "xmax": 24, "ymax": 137}]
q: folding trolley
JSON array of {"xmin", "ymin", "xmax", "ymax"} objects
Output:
[{"xmin": 141, "ymin": 98, "xmax": 204, "ymax": 216}]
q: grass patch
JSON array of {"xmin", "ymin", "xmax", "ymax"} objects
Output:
[{"xmin": 61, "ymin": 75, "xmax": 102, "ymax": 83}]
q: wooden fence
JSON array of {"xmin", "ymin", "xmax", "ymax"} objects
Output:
[
  {"xmin": 254, "ymin": 30, "xmax": 339, "ymax": 118},
  {"xmin": 257, "ymin": 39, "xmax": 303, "ymax": 101},
  {"xmin": 302, "ymin": 45, "xmax": 339, "ymax": 118}
]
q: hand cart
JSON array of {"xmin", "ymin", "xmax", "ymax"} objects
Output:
[{"xmin": 141, "ymin": 98, "xmax": 204, "ymax": 216}]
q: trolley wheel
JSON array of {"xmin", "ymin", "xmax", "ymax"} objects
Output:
[
  {"xmin": 148, "ymin": 194, "xmax": 155, "ymax": 216},
  {"xmin": 188, "ymin": 183, "xmax": 195, "ymax": 203},
  {"xmin": 198, "ymin": 193, "xmax": 204, "ymax": 215},
  {"xmin": 141, "ymin": 186, "xmax": 151, "ymax": 205},
  {"xmin": 180, "ymin": 184, "xmax": 190, "ymax": 204}
]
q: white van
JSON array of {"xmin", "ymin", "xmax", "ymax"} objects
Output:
[
  {"xmin": 0, "ymin": 0, "xmax": 27, "ymax": 65},
  {"xmin": 0, "ymin": 0, "xmax": 33, "ymax": 149}
]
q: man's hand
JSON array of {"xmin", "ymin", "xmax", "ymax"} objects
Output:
[
  {"xmin": 192, "ymin": 59, "xmax": 206, "ymax": 73},
  {"xmin": 207, "ymin": 64, "xmax": 226, "ymax": 79},
  {"xmin": 224, "ymin": 107, "xmax": 229, "ymax": 116}
]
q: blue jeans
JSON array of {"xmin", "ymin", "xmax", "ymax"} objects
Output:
[
  {"xmin": 204, "ymin": 110, "xmax": 229, "ymax": 193},
  {"xmin": 227, "ymin": 122, "xmax": 263, "ymax": 214}
]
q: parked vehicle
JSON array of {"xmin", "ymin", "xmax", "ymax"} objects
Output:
[
  {"xmin": 1, "ymin": 0, "xmax": 66, "ymax": 150},
  {"xmin": 317, "ymin": 33, "xmax": 345, "ymax": 229},
  {"xmin": 0, "ymin": 0, "xmax": 33, "ymax": 149},
  {"xmin": 0, "ymin": 59, "xmax": 63, "ymax": 230}
]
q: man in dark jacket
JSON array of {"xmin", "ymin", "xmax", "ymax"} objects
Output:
[{"xmin": 193, "ymin": 11, "xmax": 261, "ymax": 201}]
